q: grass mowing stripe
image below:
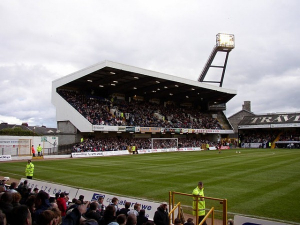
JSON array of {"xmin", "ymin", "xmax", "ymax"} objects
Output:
[{"xmin": 1, "ymin": 149, "xmax": 300, "ymax": 223}]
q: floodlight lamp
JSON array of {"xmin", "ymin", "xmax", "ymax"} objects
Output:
[{"xmin": 216, "ymin": 33, "xmax": 235, "ymax": 48}]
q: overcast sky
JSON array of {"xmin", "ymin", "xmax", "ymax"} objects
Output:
[{"xmin": 1, "ymin": 0, "xmax": 299, "ymax": 128}]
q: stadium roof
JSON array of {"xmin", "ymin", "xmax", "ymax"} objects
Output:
[{"xmin": 53, "ymin": 60, "xmax": 236, "ymax": 105}]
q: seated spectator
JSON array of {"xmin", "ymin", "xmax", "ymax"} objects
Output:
[
  {"xmin": 51, "ymin": 207, "xmax": 62, "ymax": 225},
  {"xmin": 174, "ymin": 218, "xmax": 182, "ymax": 225}
]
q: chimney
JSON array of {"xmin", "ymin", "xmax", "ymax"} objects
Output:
[
  {"xmin": 21, "ymin": 122, "xmax": 28, "ymax": 127},
  {"xmin": 242, "ymin": 101, "xmax": 251, "ymax": 112}
]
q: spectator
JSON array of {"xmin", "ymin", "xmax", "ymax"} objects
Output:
[
  {"xmin": 84, "ymin": 202, "xmax": 102, "ymax": 224},
  {"xmin": 11, "ymin": 192, "xmax": 22, "ymax": 207},
  {"xmin": 117, "ymin": 214, "xmax": 127, "ymax": 225},
  {"xmin": 99, "ymin": 205, "xmax": 116, "ymax": 225},
  {"xmin": 118, "ymin": 202, "xmax": 131, "ymax": 216},
  {"xmin": 38, "ymin": 209, "xmax": 56, "ymax": 225},
  {"xmin": 127, "ymin": 203, "xmax": 140, "ymax": 217},
  {"xmin": 57, "ymin": 192, "xmax": 67, "ymax": 217},
  {"xmin": 109, "ymin": 197, "xmax": 119, "ymax": 214},
  {"xmin": 0, "ymin": 209, "xmax": 7, "ymax": 225},
  {"xmin": 153, "ymin": 202, "xmax": 169, "ymax": 225},
  {"xmin": 126, "ymin": 214, "xmax": 137, "ymax": 225},
  {"xmin": 33, "ymin": 191, "xmax": 51, "ymax": 223},
  {"xmin": 136, "ymin": 209, "xmax": 148, "ymax": 225},
  {"xmin": 0, "ymin": 192, "xmax": 13, "ymax": 216}
]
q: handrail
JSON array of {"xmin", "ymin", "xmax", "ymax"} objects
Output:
[
  {"xmin": 168, "ymin": 202, "xmax": 181, "ymax": 225},
  {"xmin": 199, "ymin": 207, "xmax": 214, "ymax": 225}
]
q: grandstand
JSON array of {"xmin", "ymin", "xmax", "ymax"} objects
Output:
[{"xmin": 51, "ymin": 60, "xmax": 237, "ymax": 148}]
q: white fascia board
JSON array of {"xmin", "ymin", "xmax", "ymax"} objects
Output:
[
  {"xmin": 52, "ymin": 61, "xmax": 108, "ymax": 89},
  {"xmin": 105, "ymin": 61, "xmax": 236, "ymax": 95}
]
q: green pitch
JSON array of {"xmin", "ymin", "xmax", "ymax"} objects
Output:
[{"xmin": 1, "ymin": 148, "xmax": 300, "ymax": 223}]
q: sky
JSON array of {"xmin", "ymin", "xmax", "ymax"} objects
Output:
[{"xmin": 1, "ymin": 0, "xmax": 299, "ymax": 128}]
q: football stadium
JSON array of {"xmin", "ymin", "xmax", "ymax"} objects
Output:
[{"xmin": 1, "ymin": 34, "xmax": 300, "ymax": 225}]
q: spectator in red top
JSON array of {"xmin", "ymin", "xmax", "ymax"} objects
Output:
[
  {"xmin": 31, "ymin": 145, "xmax": 36, "ymax": 157},
  {"xmin": 57, "ymin": 192, "xmax": 67, "ymax": 217}
]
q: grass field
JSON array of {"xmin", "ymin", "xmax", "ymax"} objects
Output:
[{"xmin": 1, "ymin": 148, "xmax": 300, "ymax": 224}]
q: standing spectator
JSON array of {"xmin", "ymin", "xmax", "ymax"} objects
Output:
[
  {"xmin": 57, "ymin": 192, "xmax": 67, "ymax": 217},
  {"xmin": 127, "ymin": 203, "xmax": 140, "ymax": 217},
  {"xmin": 32, "ymin": 145, "xmax": 36, "ymax": 157},
  {"xmin": 118, "ymin": 202, "xmax": 131, "ymax": 216},
  {"xmin": 37, "ymin": 144, "xmax": 43, "ymax": 156},
  {"xmin": 110, "ymin": 197, "xmax": 119, "ymax": 214},
  {"xmin": 153, "ymin": 202, "xmax": 169, "ymax": 225},
  {"xmin": 84, "ymin": 202, "xmax": 102, "ymax": 224},
  {"xmin": 33, "ymin": 191, "xmax": 51, "ymax": 223},
  {"xmin": 192, "ymin": 182, "xmax": 206, "ymax": 225},
  {"xmin": 136, "ymin": 209, "xmax": 148, "ymax": 225},
  {"xmin": 99, "ymin": 205, "xmax": 116, "ymax": 225},
  {"xmin": 97, "ymin": 196, "xmax": 106, "ymax": 217},
  {"xmin": 25, "ymin": 160, "xmax": 34, "ymax": 179}
]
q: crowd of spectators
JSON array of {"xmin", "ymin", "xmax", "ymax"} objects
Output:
[
  {"xmin": 58, "ymin": 90, "xmax": 223, "ymax": 130},
  {"xmin": 73, "ymin": 138, "xmax": 217, "ymax": 152},
  {"xmin": 278, "ymin": 131, "xmax": 300, "ymax": 142},
  {"xmin": 240, "ymin": 130, "xmax": 277, "ymax": 144},
  {"xmin": 0, "ymin": 180, "xmax": 158, "ymax": 225}
]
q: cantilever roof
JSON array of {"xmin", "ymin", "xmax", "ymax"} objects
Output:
[{"xmin": 53, "ymin": 60, "xmax": 236, "ymax": 104}]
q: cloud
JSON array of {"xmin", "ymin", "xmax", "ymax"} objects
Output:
[{"xmin": 0, "ymin": 0, "xmax": 300, "ymax": 127}]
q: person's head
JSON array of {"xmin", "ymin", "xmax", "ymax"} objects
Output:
[
  {"xmin": 89, "ymin": 202, "xmax": 98, "ymax": 211},
  {"xmin": 198, "ymin": 181, "xmax": 203, "ymax": 189},
  {"xmin": 79, "ymin": 195, "xmax": 84, "ymax": 200},
  {"xmin": 33, "ymin": 188, "xmax": 39, "ymax": 193},
  {"xmin": 0, "ymin": 192, "xmax": 12, "ymax": 203},
  {"xmin": 104, "ymin": 205, "xmax": 116, "ymax": 217},
  {"xmin": 59, "ymin": 192, "xmax": 65, "ymax": 198},
  {"xmin": 11, "ymin": 192, "xmax": 21, "ymax": 203},
  {"xmin": 174, "ymin": 218, "xmax": 181, "ymax": 225},
  {"xmin": 35, "ymin": 190, "xmax": 49, "ymax": 207},
  {"xmin": 133, "ymin": 203, "xmax": 140, "ymax": 212},
  {"xmin": 160, "ymin": 202, "xmax": 168, "ymax": 211},
  {"xmin": 139, "ymin": 209, "xmax": 146, "ymax": 217},
  {"xmin": 38, "ymin": 210, "xmax": 55, "ymax": 225},
  {"xmin": 144, "ymin": 221, "xmax": 154, "ymax": 225},
  {"xmin": 98, "ymin": 196, "xmax": 104, "ymax": 204},
  {"xmin": 27, "ymin": 160, "xmax": 31, "ymax": 164},
  {"xmin": 9, "ymin": 205, "xmax": 32, "ymax": 225},
  {"xmin": 50, "ymin": 207, "xmax": 61, "ymax": 225},
  {"xmin": 25, "ymin": 195, "xmax": 36, "ymax": 213},
  {"xmin": 112, "ymin": 197, "xmax": 118, "ymax": 204},
  {"xmin": 24, "ymin": 180, "xmax": 28, "ymax": 185},
  {"xmin": 126, "ymin": 214, "xmax": 137, "ymax": 225},
  {"xmin": 125, "ymin": 201, "xmax": 131, "ymax": 209},
  {"xmin": 117, "ymin": 214, "xmax": 127, "ymax": 225},
  {"xmin": 186, "ymin": 218, "xmax": 193, "ymax": 224}
]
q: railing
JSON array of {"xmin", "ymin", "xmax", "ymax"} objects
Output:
[
  {"xmin": 199, "ymin": 207, "xmax": 214, "ymax": 225},
  {"xmin": 168, "ymin": 202, "xmax": 181, "ymax": 225},
  {"xmin": 169, "ymin": 191, "xmax": 227, "ymax": 225}
]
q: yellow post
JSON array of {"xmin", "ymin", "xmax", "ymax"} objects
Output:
[{"xmin": 222, "ymin": 199, "xmax": 227, "ymax": 225}]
